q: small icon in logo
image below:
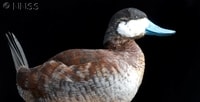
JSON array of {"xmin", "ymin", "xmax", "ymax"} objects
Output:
[{"xmin": 3, "ymin": 2, "xmax": 10, "ymax": 9}]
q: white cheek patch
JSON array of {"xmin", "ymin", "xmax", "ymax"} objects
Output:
[{"xmin": 117, "ymin": 18, "xmax": 149, "ymax": 37}]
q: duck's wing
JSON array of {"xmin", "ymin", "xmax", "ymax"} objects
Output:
[
  {"xmin": 46, "ymin": 49, "xmax": 119, "ymax": 81},
  {"xmin": 17, "ymin": 51, "xmax": 120, "ymax": 101}
]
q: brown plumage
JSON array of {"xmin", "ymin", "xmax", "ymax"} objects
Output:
[
  {"xmin": 6, "ymin": 8, "xmax": 175, "ymax": 102},
  {"xmin": 16, "ymin": 36, "xmax": 144, "ymax": 102}
]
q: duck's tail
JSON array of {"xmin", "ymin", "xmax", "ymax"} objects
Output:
[{"xmin": 6, "ymin": 32, "xmax": 29, "ymax": 71}]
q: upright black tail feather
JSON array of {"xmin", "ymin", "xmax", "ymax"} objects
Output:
[{"xmin": 6, "ymin": 32, "xmax": 29, "ymax": 71}]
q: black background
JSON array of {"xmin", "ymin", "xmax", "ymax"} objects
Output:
[{"xmin": 0, "ymin": 0, "xmax": 200, "ymax": 102}]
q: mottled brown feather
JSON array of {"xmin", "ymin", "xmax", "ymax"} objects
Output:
[{"xmin": 16, "ymin": 38, "xmax": 145, "ymax": 102}]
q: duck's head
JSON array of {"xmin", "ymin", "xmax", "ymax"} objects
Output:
[{"xmin": 104, "ymin": 8, "xmax": 175, "ymax": 44}]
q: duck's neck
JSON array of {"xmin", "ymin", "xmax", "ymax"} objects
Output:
[{"xmin": 103, "ymin": 35, "xmax": 140, "ymax": 52}]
